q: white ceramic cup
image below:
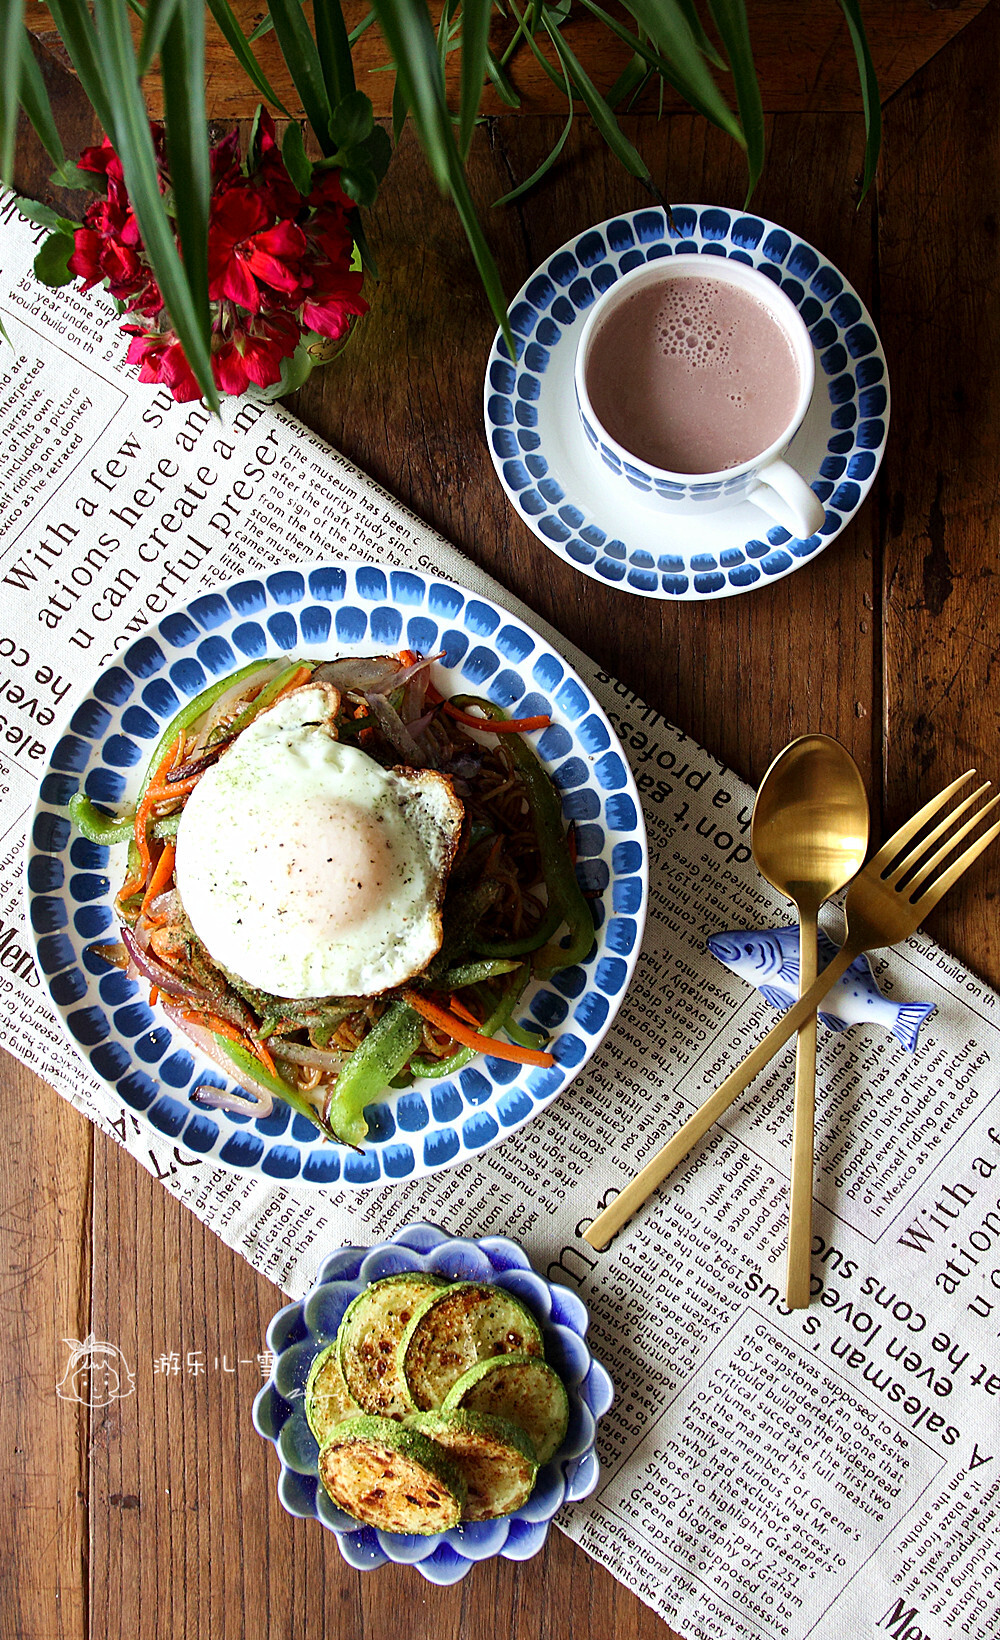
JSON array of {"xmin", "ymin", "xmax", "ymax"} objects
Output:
[{"xmin": 573, "ymin": 254, "xmax": 825, "ymax": 540}]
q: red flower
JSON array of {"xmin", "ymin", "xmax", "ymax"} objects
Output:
[
  {"xmin": 67, "ymin": 119, "xmax": 367, "ymax": 404},
  {"xmin": 300, "ymin": 266, "xmax": 368, "ymax": 340},
  {"xmin": 124, "ymin": 328, "xmax": 203, "ymax": 403},
  {"xmin": 306, "ymin": 204, "xmax": 354, "ymax": 265},
  {"xmin": 308, "ymin": 170, "xmax": 356, "ymax": 215},
  {"xmin": 251, "ymin": 110, "xmax": 304, "ymax": 219},
  {"xmin": 209, "ymin": 129, "xmax": 242, "ymax": 192},
  {"xmin": 67, "ymin": 228, "xmax": 105, "ymax": 290},
  {"xmin": 207, "ymin": 185, "xmax": 307, "ymax": 311},
  {"xmin": 77, "ymin": 137, "xmax": 124, "ymax": 187},
  {"xmin": 212, "ymin": 312, "xmax": 300, "ymax": 395}
]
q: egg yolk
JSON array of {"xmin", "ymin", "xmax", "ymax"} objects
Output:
[{"xmin": 250, "ymin": 795, "xmax": 401, "ymax": 937}]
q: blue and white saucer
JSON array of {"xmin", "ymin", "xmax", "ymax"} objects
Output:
[{"xmin": 485, "ymin": 206, "xmax": 889, "ymax": 600}]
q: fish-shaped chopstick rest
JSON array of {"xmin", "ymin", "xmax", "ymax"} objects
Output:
[{"xmin": 706, "ymin": 927, "xmax": 935, "ymax": 1052}]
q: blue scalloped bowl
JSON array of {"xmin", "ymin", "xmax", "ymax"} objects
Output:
[{"xmin": 252, "ymin": 1222, "xmax": 613, "ymax": 1583}]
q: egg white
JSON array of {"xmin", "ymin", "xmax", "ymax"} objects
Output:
[{"xmin": 174, "ymin": 684, "xmax": 464, "ymax": 998}]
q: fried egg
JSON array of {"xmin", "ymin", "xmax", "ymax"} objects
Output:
[{"xmin": 174, "ymin": 683, "xmax": 464, "ymax": 998}]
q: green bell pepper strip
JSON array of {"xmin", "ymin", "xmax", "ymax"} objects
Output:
[
  {"xmin": 67, "ymin": 801, "xmax": 134, "ymax": 847},
  {"xmin": 424, "ymin": 880, "xmax": 502, "ymax": 978},
  {"xmin": 504, "ymin": 1017, "xmax": 550, "ymax": 1050},
  {"xmin": 408, "ymin": 966, "xmax": 529, "ymax": 1079},
  {"xmin": 470, "ymin": 899, "xmax": 563, "ymax": 960},
  {"xmin": 215, "ymin": 659, "xmax": 314, "ymax": 743},
  {"xmin": 449, "ymin": 694, "xmax": 595, "ymax": 975},
  {"xmin": 439, "ymin": 958, "xmax": 521, "ymax": 988},
  {"xmin": 211, "ymin": 1034, "xmax": 341, "ymax": 1141},
  {"xmin": 326, "ymin": 1000, "xmax": 424, "ymax": 1146},
  {"xmin": 69, "ymin": 658, "xmax": 273, "ymax": 869}
]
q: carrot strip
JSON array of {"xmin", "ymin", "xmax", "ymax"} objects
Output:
[
  {"xmin": 449, "ymin": 993, "xmax": 481, "ymax": 1028},
  {"xmin": 398, "ymin": 649, "xmax": 418, "ymax": 667},
  {"xmin": 402, "ymin": 990, "xmax": 555, "ymax": 1068},
  {"xmin": 149, "ymin": 771, "xmax": 203, "ymax": 801},
  {"xmin": 271, "ymin": 664, "xmax": 313, "ymax": 704},
  {"xmin": 442, "ymin": 701, "xmax": 550, "ymax": 734},
  {"xmin": 149, "ymin": 986, "xmax": 159, "ymax": 1007},
  {"xmin": 182, "ymin": 1009, "xmax": 244, "ymax": 1046},
  {"xmin": 254, "ymin": 1039, "xmax": 278, "ymax": 1077},
  {"xmin": 182, "ymin": 1005, "xmax": 278, "ymax": 1081},
  {"xmin": 141, "ymin": 841, "xmax": 176, "ymax": 913},
  {"xmin": 119, "ymin": 734, "xmax": 183, "ymax": 899}
]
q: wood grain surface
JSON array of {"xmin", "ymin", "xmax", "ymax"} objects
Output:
[
  {"xmin": 23, "ymin": 0, "xmax": 991, "ymax": 121},
  {"xmin": 3, "ymin": 4, "xmax": 1000, "ymax": 1637}
]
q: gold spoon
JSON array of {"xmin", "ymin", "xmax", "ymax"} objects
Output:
[{"xmin": 751, "ymin": 736, "xmax": 869, "ymax": 1309}]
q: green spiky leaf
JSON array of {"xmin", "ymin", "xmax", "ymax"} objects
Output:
[
  {"xmin": 706, "ymin": 0, "xmax": 763, "ymax": 201},
  {"xmin": 281, "ymin": 121, "xmax": 314, "ymax": 193},
  {"xmin": 458, "ymin": 0, "xmax": 492, "ymax": 158},
  {"xmin": 837, "ymin": 0, "xmax": 881, "ymax": 198}
]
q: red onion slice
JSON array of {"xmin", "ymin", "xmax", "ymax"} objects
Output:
[
  {"xmin": 192, "ymin": 1085, "xmax": 264, "ymax": 1115},
  {"xmin": 373, "ymin": 653, "xmax": 440, "ymax": 695},
  {"xmin": 313, "ymin": 656, "xmax": 401, "ymax": 691},
  {"xmin": 160, "ymin": 1003, "xmax": 275, "ymax": 1117},
  {"xmin": 120, "ymin": 925, "xmax": 209, "ymax": 1003},
  {"xmin": 364, "ymin": 690, "xmax": 428, "ymax": 766}
]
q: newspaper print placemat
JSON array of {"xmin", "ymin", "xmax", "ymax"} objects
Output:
[{"xmin": 2, "ymin": 196, "xmax": 998, "ymax": 1640}]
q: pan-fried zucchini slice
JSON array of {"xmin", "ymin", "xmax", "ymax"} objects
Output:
[
  {"xmin": 305, "ymin": 1343, "xmax": 362, "ymax": 1445},
  {"xmin": 338, "ymin": 1272, "xmax": 445, "ymax": 1419},
  {"xmin": 318, "ymin": 1414, "xmax": 465, "ymax": 1534},
  {"xmin": 412, "ymin": 1410, "xmax": 538, "ymax": 1521},
  {"xmin": 441, "ymin": 1351, "xmax": 569, "ymax": 1465},
  {"xmin": 399, "ymin": 1282, "xmax": 543, "ymax": 1412}
]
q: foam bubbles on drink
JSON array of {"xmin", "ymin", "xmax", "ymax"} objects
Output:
[
  {"xmin": 653, "ymin": 285, "xmax": 747, "ymax": 408},
  {"xmin": 584, "ymin": 274, "xmax": 801, "ymax": 474}
]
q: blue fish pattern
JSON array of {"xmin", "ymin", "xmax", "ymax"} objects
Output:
[{"xmin": 706, "ymin": 926, "xmax": 935, "ymax": 1052}]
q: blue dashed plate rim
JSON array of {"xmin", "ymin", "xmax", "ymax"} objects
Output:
[
  {"xmin": 26, "ymin": 560, "xmax": 648, "ymax": 1188},
  {"xmin": 251, "ymin": 1222, "xmax": 613, "ymax": 1582},
  {"xmin": 485, "ymin": 204, "xmax": 889, "ymax": 600}
]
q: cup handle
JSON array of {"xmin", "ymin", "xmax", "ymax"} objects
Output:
[{"xmin": 747, "ymin": 458, "xmax": 826, "ymax": 540}]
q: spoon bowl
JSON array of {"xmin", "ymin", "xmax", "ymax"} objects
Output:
[
  {"xmin": 752, "ymin": 737, "xmax": 870, "ymax": 907},
  {"xmin": 751, "ymin": 736, "xmax": 869, "ymax": 1308}
]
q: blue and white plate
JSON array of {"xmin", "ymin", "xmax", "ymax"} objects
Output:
[
  {"xmin": 485, "ymin": 205, "xmax": 889, "ymax": 600},
  {"xmin": 252, "ymin": 1222, "xmax": 613, "ymax": 1584},
  {"xmin": 26, "ymin": 561, "xmax": 648, "ymax": 1187}
]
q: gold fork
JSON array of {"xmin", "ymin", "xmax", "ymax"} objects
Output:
[{"xmin": 584, "ymin": 771, "xmax": 1000, "ymax": 1252}]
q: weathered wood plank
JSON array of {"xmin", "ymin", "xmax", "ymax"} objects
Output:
[
  {"xmin": 22, "ymin": 0, "xmax": 991, "ymax": 123},
  {"xmin": 0, "ymin": 1053, "xmax": 91, "ymax": 1640},
  {"xmin": 879, "ymin": 0, "xmax": 1000, "ymax": 987},
  {"xmin": 0, "ymin": 89, "xmax": 99, "ymax": 1640}
]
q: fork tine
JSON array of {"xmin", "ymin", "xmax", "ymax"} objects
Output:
[
  {"xmin": 903, "ymin": 792, "xmax": 1000, "ymax": 896},
  {"xmin": 869, "ymin": 770, "xmax": 977, "ymax": 875},
  {"xmin": 884, "ymin": 780, "xmax": 992, "ymax": 886},
  {"xmin": 912, "ymin": 816, "xmax": 1000, "ymax": 913}
]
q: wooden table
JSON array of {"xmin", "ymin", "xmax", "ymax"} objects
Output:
[{"xmin": 6, "ymin": 4, "xmax": 1000, "ymax": 1636}]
